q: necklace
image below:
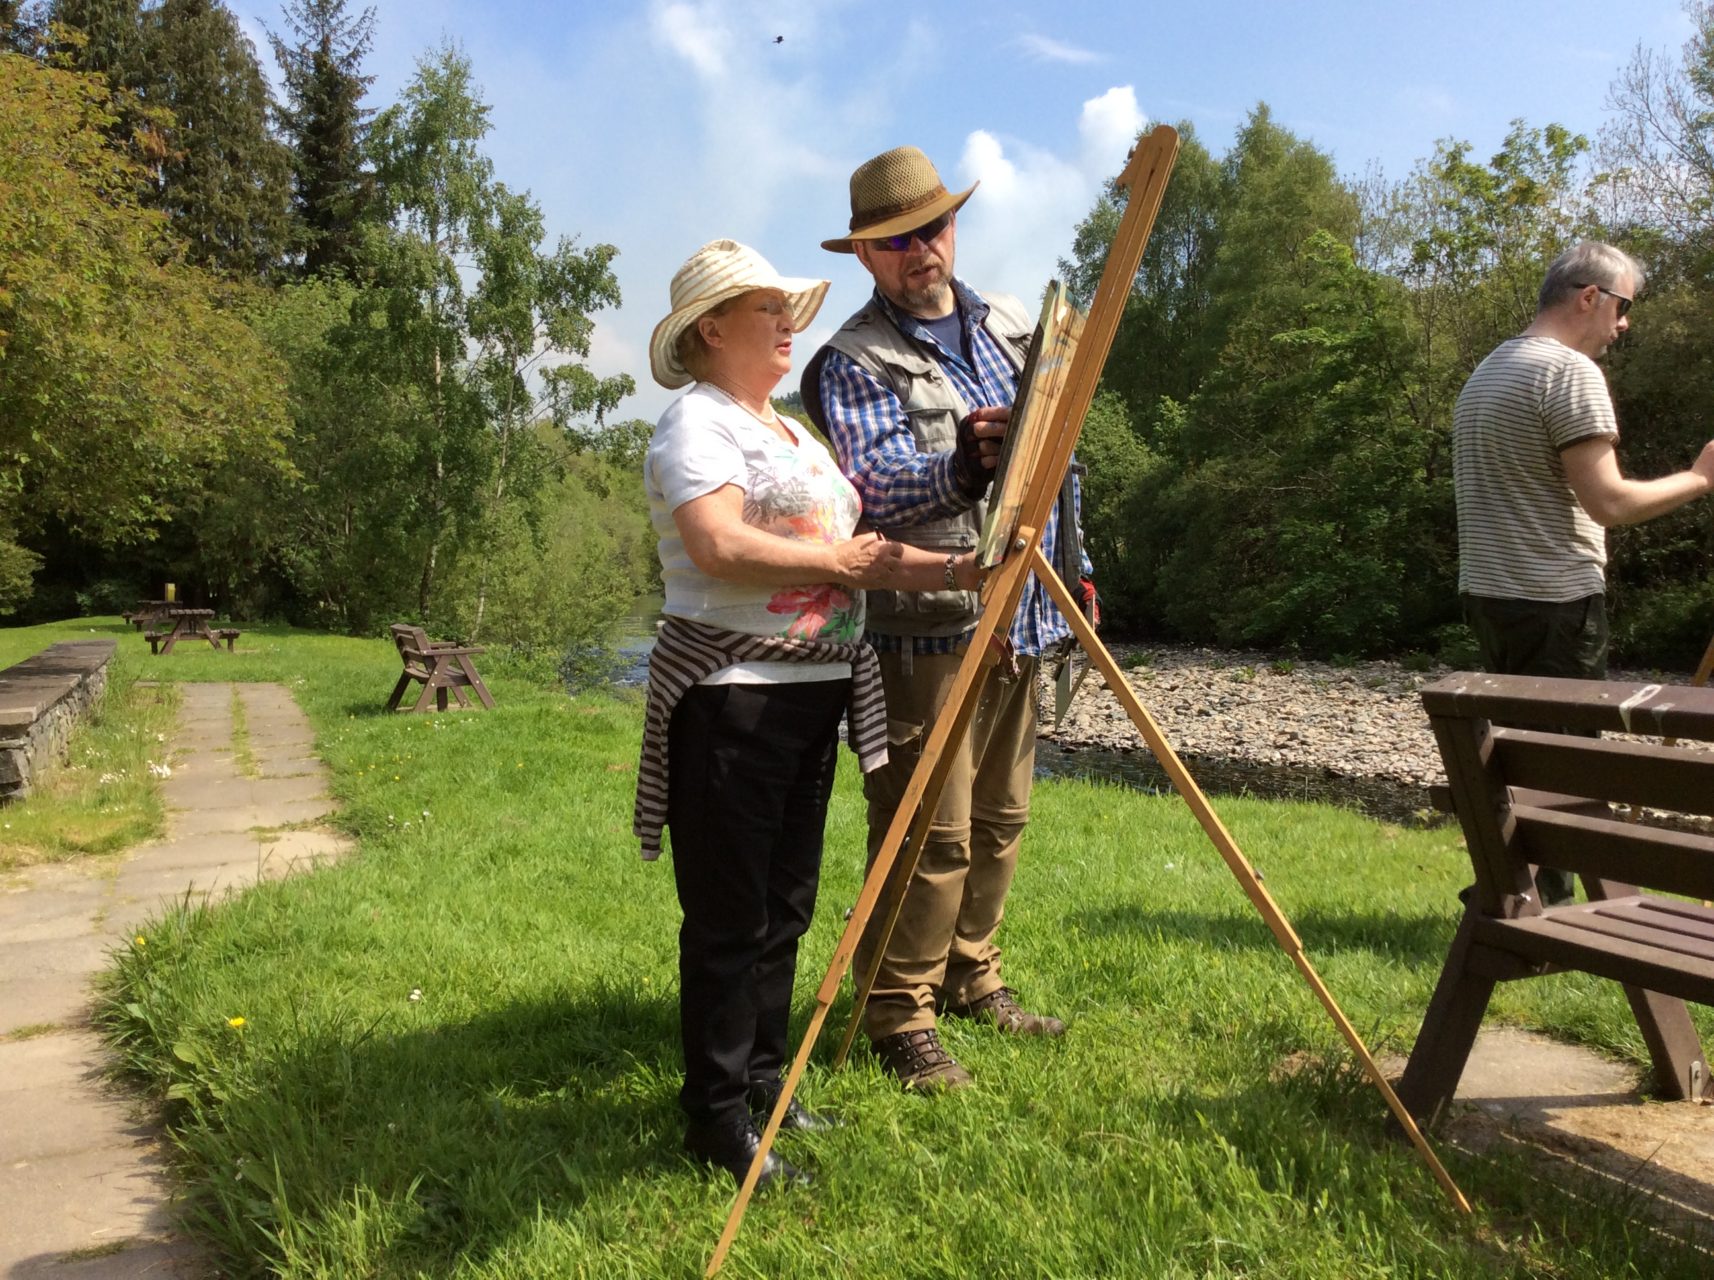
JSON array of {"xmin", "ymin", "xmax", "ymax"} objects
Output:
[{"xmin": 702, "ymin": 379, "xmax": 786, "ymax": 434}]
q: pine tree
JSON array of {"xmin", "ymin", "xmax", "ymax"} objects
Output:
[
  {"xmin": 141, "ymin": 0, "xmax": 293, "ymax": 277},
  {"xmin": 45, "ymin": 0, "xmax": 144, "ymax": 74},
  {"xmin": 268, "ymin": 0, "xmax": 375, "ymax": 276}
]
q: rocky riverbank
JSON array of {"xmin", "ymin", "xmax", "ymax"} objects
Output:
[{"xmin": 1036, "ymin": 644, "xmax": 1700, "ymax": 823}]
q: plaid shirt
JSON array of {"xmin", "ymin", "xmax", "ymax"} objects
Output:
[{"xmin": 818, "ymin": 279, "xmax": 1087, "ymax": 658}]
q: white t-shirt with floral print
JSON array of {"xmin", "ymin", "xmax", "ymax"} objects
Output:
[{"xmin": 646, "ymin": 384, "xmax": 864, "ymax": 684}]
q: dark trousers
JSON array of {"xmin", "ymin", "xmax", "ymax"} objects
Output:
[
  {"xmin": 1462, "ymin": 592, "xmax": 1609, "ymax": 682},
  {"xmin": 666, "ymin": 678, "xmax": 849, "ymax": 1124},
  {"xmin": 1461, "ymin": 592, "xmax": 1608, "ymax": 904}
]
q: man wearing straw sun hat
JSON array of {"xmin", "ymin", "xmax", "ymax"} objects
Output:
[
  {"xmin": 637, "ymin": 238, "xmax": 986, "ymax": 1185},
  {"xmin": 801, "ymin": 148, "xmax": 1090, "ymax": 1091}
]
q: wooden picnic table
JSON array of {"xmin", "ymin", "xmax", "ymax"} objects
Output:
[
  {"xmin": 125, "ymin": 600, "xmax": 172, "ymax": 630},
  {"xmin": 145, "ymin": 608, "xmax": 239, "ymax": 655}
]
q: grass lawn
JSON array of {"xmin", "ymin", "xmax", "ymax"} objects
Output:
[{"xmin": 5, "ymin": 617, "xmax": 1709, "ymax": 1277}]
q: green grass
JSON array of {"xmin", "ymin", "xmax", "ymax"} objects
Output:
[
  {"xmin": 0, "ymin": 619, "xmax": 178, "ymax": 869},
  {"xmin": 2, "ymin": 616, "xmax": 1702, "ymax": 1276},
  {"xmin": 229, "ymin": 686, "xmax": 261, "ymax": 779}
]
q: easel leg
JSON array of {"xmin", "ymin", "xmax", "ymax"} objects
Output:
[
  {"xmin": 703, "ymin": 533, "xmax": 1041, "ymax": 1278},
  {"xmin": 833, "ymin": 656, "xmax": 995, "ymax": 1067},
  {"xmin": 1028, "ymin": 546, "xmax": 1471, "ymax": 1216}
]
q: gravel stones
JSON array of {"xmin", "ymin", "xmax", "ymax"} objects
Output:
[{"xmin": 1038, "ymin": 644, "xmax": 1704, "ymax": 823}]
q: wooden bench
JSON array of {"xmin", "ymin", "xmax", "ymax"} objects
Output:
[
  {"xmin": 387, "ymin": 623, "xmax": 495, "ymax": 713},
  {"xmin": 214, "ymin": 628, "xmax": 241, "ymax": 650},
  {"xmin": 1397, "ymin": 672, "xmax": 1714, "ymax": 1125}
]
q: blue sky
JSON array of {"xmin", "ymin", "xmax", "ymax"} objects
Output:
[{"xmin": 227, "ymin": 0, "xmax": 1695, "ymax": 424}]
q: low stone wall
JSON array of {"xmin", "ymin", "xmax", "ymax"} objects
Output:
[{"xmin": 0, "ymin": 640, "xmax": 118, "ymax": 802}]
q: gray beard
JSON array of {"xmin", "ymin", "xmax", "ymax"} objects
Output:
[{"xmin": 900, "ymin": 280, "xmax": 952, "ymax": 314}]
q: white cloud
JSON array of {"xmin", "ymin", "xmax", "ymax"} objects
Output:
[
  {"xmin": 652, "ymin": 2, "xmax": 732, "ymax": 80},
  {"xmin": 954, "ymin": 86, "xmax": 1147, "ymax": 308},
  {"xmin": 1014, "ymin": 33, "xmax": 1103, "ymax": 65}
]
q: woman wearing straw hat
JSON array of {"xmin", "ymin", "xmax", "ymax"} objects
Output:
[{"xmin": 635, "ymin": 239, "xmax": 982, "ymax": 1187}]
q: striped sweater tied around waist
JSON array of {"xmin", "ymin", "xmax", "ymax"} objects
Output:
[{"xmin": 633, "ymin": 617, "xmax": 889, "ymax": 860}]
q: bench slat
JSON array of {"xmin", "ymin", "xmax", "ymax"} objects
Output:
[
  {"xmin": 1476, "ymin": 910, "xmax": 1714, "ymax": 1005},
  {"xmin": 1513, "ymin": 806, "xmax": 1714, "ymax": 901},
  {"xmin": 1492, "ymin": 729, "xmax": 1714, "ymax": 818},
  {"xmin": 1552, "ymin": 902, "xmax": 1714, "ymax": 963},
  {"xmin": 1421, "ymin": 673, "xmax": 1714, "ymax": 743}
]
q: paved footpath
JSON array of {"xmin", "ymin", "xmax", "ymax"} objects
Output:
[{"xmin": 0, "ymin": 683, "xmax": 351, "ymax": 1278}]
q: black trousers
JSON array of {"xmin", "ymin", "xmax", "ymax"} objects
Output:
[
  {"xmin": 1461, "ymin": 592, "xmax": 1609, "ymax": 681},
  {"xmin": 666, "ymin": 677, "xmax": 849, "ymax": 1124}
]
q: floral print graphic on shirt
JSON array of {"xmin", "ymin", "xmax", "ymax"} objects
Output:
[
  {"xmin": 743, "ymin": 437, "xmax": 862, "ymax": 642},
  {"xmin": 647, "ymin": 387, "xmax": 867, "ymax": 648}
]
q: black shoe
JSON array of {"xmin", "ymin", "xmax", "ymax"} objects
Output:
[
  {"xmin": 748, "ymin": 1082, "xmax": 841, "ymax": 1133},
  {"xmin": 683, "ymin": 1114, "xmax": 812, "ymax": 1188}
]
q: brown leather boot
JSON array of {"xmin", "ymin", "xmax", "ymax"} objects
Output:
[
  {"xmin": 942, "ymin": 986, "xmax": 1066, "ymax": 1036},
  {"xmin": 871, "ymin": 1028, "xmax": 973, "ymax": 1091}
]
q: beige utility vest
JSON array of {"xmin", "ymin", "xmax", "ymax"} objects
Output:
[{"xmin": 819, "ymin": 291, "xmax": 1033, "ymax": 638}]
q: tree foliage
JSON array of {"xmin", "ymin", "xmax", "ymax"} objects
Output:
[
  {"xmin": 0, "ymin": 51, "xmax": 286, "ymax": 610},
  {"xmin": 1067, "ymin": 90, "xmax": 1711, "ymax": 664},
  {"xmin": 268, "ymin": 0, "xmax": 375, "ymax": 276}
]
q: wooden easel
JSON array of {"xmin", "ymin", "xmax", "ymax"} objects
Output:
[
  {"xmin": 704, "ymin": 125, "xmax": 1468, "ymax": 1277},
  {"xmin": 1664, "ymin": 630, "xmax": 1714, "ymax": 750},
  {"xmin": 1692, "ymin": 632, "xmax": 1714, "ymax": 688}
]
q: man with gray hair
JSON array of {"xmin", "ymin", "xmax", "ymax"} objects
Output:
[{"xmin": 1454, "ymin": 239, "xmax": 1714, "ymax": 900}]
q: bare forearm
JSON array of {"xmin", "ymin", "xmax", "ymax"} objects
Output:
[
  {"xmin": 685, "ymin": 523, "xmax": 841, "ymax": 587},
  {"xmin": 1587, "ymin": 471, "xmax": 1714, "ymax": 527},
  {"xmin": 890, "ymin": 544, "xmax": 983, "ymax": 592}
]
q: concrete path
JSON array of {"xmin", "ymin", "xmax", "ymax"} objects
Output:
[
  {"xmin": 1444, "ymin": 1026, "xmax": 1714, "ymax": 1230},
  {"xmin": 0, "ymin": 683, "xmax": 350, "ymax": 1278}
]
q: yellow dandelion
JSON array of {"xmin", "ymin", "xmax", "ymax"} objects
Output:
[
  {"xmin": 134, "ymin": 935, "xmax": 147, "ymax": 947},
  {"xmin": 227, "ymin": 1016, "xmax": 246, "ymax": 1029}
]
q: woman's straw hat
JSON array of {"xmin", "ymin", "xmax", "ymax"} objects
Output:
[
  {"xmin": 821, "ymin": 146, "xmax": 977, "ymax": 253},
  {"xmin": 649, "ymin": 239, "xmax": 830, "ymax": 390}
]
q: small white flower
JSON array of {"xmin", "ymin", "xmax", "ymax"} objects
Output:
[
  {"xmin": 407, "ymin": 987, "xmax": 423, "ymax": 1003},
  {"xmin": 147, "ymin": 761, "xmax": 172, "ymax": 779}
]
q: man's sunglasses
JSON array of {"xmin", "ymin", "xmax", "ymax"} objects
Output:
[
  {"xmin": 867, "ymin": 210, "xmax": 953, "ymax": 253},
  {"xmin": 1578, "ymin": 283, "xmax": 1633, "ymax": 318}
]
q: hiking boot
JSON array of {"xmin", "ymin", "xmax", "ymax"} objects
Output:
[
  {"xmin": 871, "ymin": 1028, "xmax": 973, "ymax": 1091},
  {"xmin": 748, "ymin": 1082, "xmax": 840, "ymax": 1133},
  {"xmin": 942, "ymin": 986, "xmax": 1066, "ymax": 1036},
  {"xmin": 683, "ymin": 1113, "xmax": 812, "ymax": 1188}
]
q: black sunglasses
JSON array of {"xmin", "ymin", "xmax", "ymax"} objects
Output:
[
  {"xmin": 1577, "ymin": 282, "xmax": 1633, "ymax": 318},
  {"xmin": 867, "ymin": 210, "xmax": 953, "ymax": 253}
]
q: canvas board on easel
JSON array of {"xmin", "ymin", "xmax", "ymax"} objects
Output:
[{"xmin": 976, "ymin": 280, "xmax": 1084, "ymax": 567}]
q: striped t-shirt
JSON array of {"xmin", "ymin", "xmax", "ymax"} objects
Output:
[{"xmin": 1453, "ymin": 336, "xmax": 1618, "ymax": 602}]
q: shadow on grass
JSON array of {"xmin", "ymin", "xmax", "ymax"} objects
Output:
[
  {"xmin": 197, "ymin": 985, "xmax": 692, "ymax": 1272},
  {"xmin": 1068, "ymin": 901, "xmax": 1460, "ymax": 965}
]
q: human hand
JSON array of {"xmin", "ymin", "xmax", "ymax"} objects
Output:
[
  {"xmin": 953, "ymin": 405, "xmax": 1010, "ymax": 497},
  {"xmin": 1694, "ymin": 440, "xmax": 1714, "ymax": 488},
  {"xmin": 830, "ymin": 531, "xmax": 904, "ymax": 588}
]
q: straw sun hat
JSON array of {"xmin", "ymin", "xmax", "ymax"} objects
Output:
[
  {"xmin": 821, "ymin": 145, "xmax": 977, "ymax": 254},
  {"xmin": 649, "ymin": 239, "xmax": 830, "ymax": 390}
]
